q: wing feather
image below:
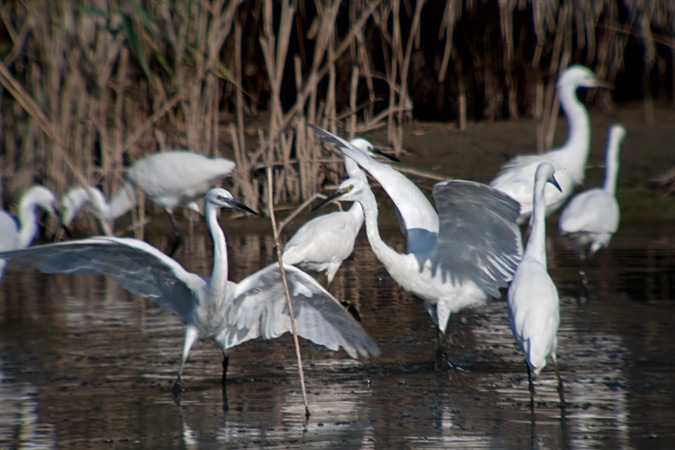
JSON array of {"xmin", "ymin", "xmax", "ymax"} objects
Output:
[
  {"xmin": 0, "ymin": 237, "xmax": 203, "ymax": 320},
  {"xmin": 219, "ymin": 263, "xmax": 380, "ymax": 358}
]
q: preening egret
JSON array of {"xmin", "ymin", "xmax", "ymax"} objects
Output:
[
  {"xmin": 282, "ymin": 138, "xmax": 397, "ymax": 285},
  {"xmin": 316, "ymin": 176, "xmax": 522, "ymax": 337},
  {"xmin": 309, "ymin": 125, "xmax": 523, "ymax": 336},
  {"xmin": 507, "ymin": 162, "xmax": 564, "ymax": 404},
  {"xmin": 490, "ymin": 65, "xmax": 612, "ymax": 223},
  {"xmin": 62, "ymin": 151, "xmax": 236, "ymax": 253},
  {"xmin": 0, "ymin": 185, "xmax": 56, "ymax": 276},
  {"xmin": 309, "ymin": 124, "xmax": 439, "ymax": 255},
  {"xmin": 559, "ymin": 124, "xmax": 625, "ymax": 259},
  {"xmin": 0, "ymin": 188, "xmax": 380, "ymax": 393}
]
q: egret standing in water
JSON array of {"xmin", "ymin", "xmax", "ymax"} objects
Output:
[
  {"xmin": 507, "ymin": 163, "xmax": 565, "ymax": 406},
  {"xmin": 490, "ymin": 65, "xmax": 612, "ymax": 223},
  {"xmin": 559, "ymin": 124, "xmax": 626, "ymax": 296},
  {"xmin": 0, "ymin": 188, "xmax": 380, "ymax": 393},
  {"xmin": 61, "ymin": 151, "xmax": 236, "ymax": 254},
  {"xmin": 0, "ymin": 185, "xmax": 57, "ymax": 276},
  {"xmin": 282, "ymin": 138, "xmax": 397, "ymax": 286},
  {"xmin": 310, "ymin": 125, "xmax": 523, "ymax": 338}
]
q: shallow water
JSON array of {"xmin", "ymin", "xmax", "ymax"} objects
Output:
[{"xmin": 0, "ymin": 220, "xmax": 674, "ymax": 449}]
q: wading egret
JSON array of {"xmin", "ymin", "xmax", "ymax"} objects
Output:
[
  {"xmin": 62, "ymin": 151, "xmax": 236, "ymax": 253},
  {"xmin": 0, "ymin": 185, "xmax": 56, "ymax": 276},
  {"xmin": 490, "ymin": 65, "xmax": 612, "ymax": 223},
  {"xmin": 0, "ymin": 188, "xmax": 380, "ymax": 393},
  {"xmin": 507, "ymin": 162, "xmax": 564, "ymax": 405},
  {"xmin": 282, "ymin": 138, "xmax": 397, "ymax": 285},
  {"xmin": 559, "ymin": 124, "xmax": 625, "ymax": 259},
  {"xmin": 316, "ymin": 176, "xmax": 522, "ymax": 337},
  {"xmin": 309, "ymin": 125, "xmax": 522, "ymax": 336}
]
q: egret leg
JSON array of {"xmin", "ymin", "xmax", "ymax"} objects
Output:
[
  {"xmin": 527, "ymin": 363, "xmax": 535, "ymax": 412},
  {"xmin": 577, "ymin": 251, "xmax": 590, "ymax": 304},
  {"xmin": 552, "ymin": 353, "xmax": 566, "ymax": 407},
  {"xmin": 221, "ymin": 351, "xmax": 229, "ymax": 386},
  {"xmin": 166, "ymin": 209, "xmax": 183, "ymax": 257},
  {"xmin": 173, "ymin": 326, "xmax": 199, "ymax": 394}
]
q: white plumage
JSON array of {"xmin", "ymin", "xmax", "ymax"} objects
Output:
[
  {"xmin": 507, "ymin": 162, "xmax": 564, "ymax": 403},
  {"xmin": 490, "ymin": 65, "xmax": 611, "ymax": 223},
  {"xmin": 0, "ymin": 188, "xmax": 379, "ymax": 393}
]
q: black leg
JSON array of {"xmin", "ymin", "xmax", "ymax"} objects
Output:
[
  {"xmin": 221, "ymin": 353, "xmax": 229, "ymax": 386},
  {"xmin": 166, "ymin": 210, "xmax": 183, "ymax": 257},
  {"xmin": 553, "ymin": 354, "xmax": 566, "ymax": 408},
  {"xmin": 527, "ymin": 363, "xmax": 536, "ymax": 413}
]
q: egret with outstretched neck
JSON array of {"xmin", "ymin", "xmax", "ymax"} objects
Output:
[
  {"xmin": 0, "ymin": 188, "xmax": 380, "ymax": 393},
  {"xmin": 507, "ymin": 162, "xmax": 565, "ymax": 406},
  {"xmin": 61, "ymin": 151, "xmax": 236, "ymax": 253},
  {"xmin": 490, "ymin": 65, "xmax": 612, "ymax": 223},
  {"xmin": 310, "ymin": 125, "xmax": 523, "ymax": 337}
]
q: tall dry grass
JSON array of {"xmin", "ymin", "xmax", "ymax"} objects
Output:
[{"xmin": 1, "ymin": 0, "xmax": 673, "ymax": 216}]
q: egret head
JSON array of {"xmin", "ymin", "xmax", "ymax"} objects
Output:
[
  {"xmin": 535, "ymin": 163, "xmax": 562, "ymax": 192},
  {"xmin": 205, "ymin": 188, "xmax": 257, "ymax": 215},
  {"xmin": 313, "ymin": 178, "xmax": 368, "ymax": 211},
  {"xmin": 557, "ymin": 65, "xmax": 613, "ymax": 90}
]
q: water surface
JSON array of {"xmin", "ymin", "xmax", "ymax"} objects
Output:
[{"xmin": 0, "ymin": 220, "xmax": 673, "ymax": 449}]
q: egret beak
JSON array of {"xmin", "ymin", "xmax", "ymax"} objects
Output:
[
  {"xmin": 371, "ymin": 147, "xmax": 400, "ymax": 163},
  {"xmin": 549, "ymin": 175, "xmax": 562, "ymax": 193},
  {"xmin": 229, "ymin": 200, "xmax": 258, "ymax": 216},
  {"xmin": 593, "ymin": 77, "xmax": 613, "ymax": 89},
  {"xmin": 312, "ymin": 187, "xmax": 349, "ymax": 211}
]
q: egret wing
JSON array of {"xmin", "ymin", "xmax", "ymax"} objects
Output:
[
  {"xmin": 0, "ymin": 237, "xmax": 203, "ymax": 320},
  {"xmin": 219, "ymin": 263, "xmax": 380, "ymax": 358},
  {"xmin": 429, "ymin": 180, "xmax": 523, "ymax": 297}
]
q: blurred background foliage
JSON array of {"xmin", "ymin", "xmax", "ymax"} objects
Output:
[{"xmin": 0, "ymin": 0, "xmax": 673, "ymax": 214}]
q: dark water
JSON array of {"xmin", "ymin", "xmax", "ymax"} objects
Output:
[{"xmin": 0, "ymin": 220, "xmax": 673, "ymax": 449}]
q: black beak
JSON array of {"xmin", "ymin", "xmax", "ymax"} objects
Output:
[
  {"xmin": 371, "ymin": 147, "xmax": 400, "ymax": 163},
  {"xmin": 312, "ymin": 188, "xmax": 347, "ymax": 212},
  {"xmin": 230, "ymin": 200, "xmax": 258, "ymax": 215},
  {"xmin": 549, "ymin": 175, "xmax": 562, "ymax": 193}
]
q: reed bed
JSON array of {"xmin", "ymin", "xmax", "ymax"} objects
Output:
[{"xmin": 1, "ymin": 0, "xmax": 673, "ymax": 216}]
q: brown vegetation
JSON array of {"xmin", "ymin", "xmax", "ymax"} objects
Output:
[{"xmin": 1, "ymin": 0, "xmax": 673, "ymax": 215}]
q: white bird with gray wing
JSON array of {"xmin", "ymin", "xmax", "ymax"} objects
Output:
[{"xmin": 0, "ymin": 188, "xmax": 380, "ymax": 394}]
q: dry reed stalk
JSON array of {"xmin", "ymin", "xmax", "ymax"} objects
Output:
[{"xmin": 266, "ymin": 165, "xmax": 311, "ymax": 418}]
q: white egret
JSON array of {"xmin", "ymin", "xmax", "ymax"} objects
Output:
[
  {"xmin": 62, "ymin": 151, "xmax": 236, "ymax": 253},
  {"xmin": 309, "ymin": 125, "xmax": 523, "ymax": 337},
  {"xmin": 316, "ymin": 176, "xmax": 522, "ymax": 338},
  {"xmin": 490, "ymin": 65, "xmax": 612, "ymax": 223},
  {"xmin": 282, "ymin": 138, "xmax": 397, "ymax": 286},
  {"xmin": 0, "ymin": 185, "xmax": 57, "ymax": 276},
  {"xmin": 309, "ymin": 125, "xmax": 439, "ymax": 255},
  {"xmin": 559, "ymin": 124, "xmax": 625, "ymax": 259},
  {"xmin": 507, "ymin": 162, "xmax": 564, "ymax": 405},
  {"xmin": 0, "ymin": 188, "xmax": 380, "ymax": 393}
]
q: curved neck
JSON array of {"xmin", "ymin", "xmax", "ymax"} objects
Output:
[
  {"xmin": 603, "ymin": 134, "xmax": 621, "ymax": 195},
  {"xmin": 357, "ymin": 188, "xmax": 403, "ymax": 271},
  {"xmin": 524, "ymin": 177, "xmax": 549, "ymax": 267},
  {"xmin": 17, "ymin": 203, "xmax": 40, "ymax": 249},
  {"xmin": 205, "ymin": 203, "xmax": 228, "ymax": 296},
  {"xmin": 345, "ymin": 158, "xmax": 368, "ymax": 184},
  {"xmin": 558, "ymin": 83, "xmax": 590, "ymax": 174}
]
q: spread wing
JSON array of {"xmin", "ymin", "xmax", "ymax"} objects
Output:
[
  {"xmin": 218, "ymin": 263, "xmax": 380, "ymax": 359},
  {"xmin": 0, "ymin": 237, "xmax": 203, "ymax": 320},
  {"xmin": 429, "ymin": 180, "xmax": 523, "ymax": 297}
]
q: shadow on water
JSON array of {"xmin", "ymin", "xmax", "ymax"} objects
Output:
[{"xmin": 1, "ymin": 219, "xmax": 674, "ymax": 448}]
